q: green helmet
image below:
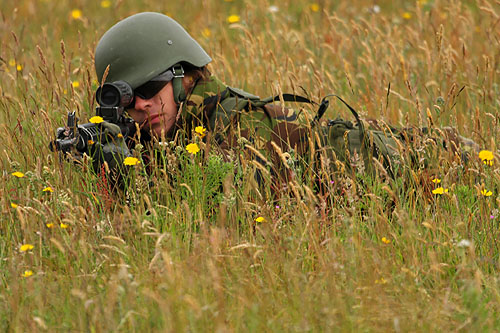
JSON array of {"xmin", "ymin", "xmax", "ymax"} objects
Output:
[{"xmin": 95, "ymin": 12, "xmax": 211, "ymax": 89}]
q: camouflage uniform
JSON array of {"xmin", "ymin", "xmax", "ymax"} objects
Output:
[{"xmin": 167, "ymin": 75, "xmax": 479, "ymax": 188}]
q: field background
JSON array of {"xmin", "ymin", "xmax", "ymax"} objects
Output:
[{"xmin": 1, "ymin": 0, "xmax": 500, "ymax": 331}]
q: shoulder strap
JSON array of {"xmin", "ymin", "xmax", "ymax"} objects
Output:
[
  {"xmin": 259, "ymin": 94, "xmax": 316, "ymax": 105},
  {"xmin": 220, "ymin": 88, "xmax": 317, "ymax": 112},
  {"xmin": 226, "ymin": 88, "xmax": 316, "ymax": 108}
]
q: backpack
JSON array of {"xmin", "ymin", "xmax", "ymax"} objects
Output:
[{"xmin": 211, "ymin": 88, "xmax": 402, "ymax": 179}]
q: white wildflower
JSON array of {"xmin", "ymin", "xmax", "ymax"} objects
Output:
[
  {"xmin": 268, "ymin": 5, "xmax": 279, "ymax": 13},
  {"xmin": 457, "ymin": 239, "xmax": 472, "ymax": 248}
]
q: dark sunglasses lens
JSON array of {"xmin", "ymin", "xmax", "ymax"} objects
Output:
[{"xmin": 135, "ymin": 80, "xmax": 169, "ymax": 100}]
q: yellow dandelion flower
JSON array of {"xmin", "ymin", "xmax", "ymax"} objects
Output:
[
  {"xmin": 227, "ymin": 15, "xmax": 240, "ymax": 24},
  {"xmin": 72, "ymin": 81, "xmax": 80, "ymax": 88},
  {"xmin": 479, "ymin": 150, "xmax": 494, "ymax": 165},
  {"xmin": 8, "ymin": 59, "xmax": 16, "ymax": 67},
  {"xmin": 432, "ymin": 187, "xmax": 448, "ymax": 195},
  {"xmin": 186, "ymin": 143, "xmax": 200, "ymax": 155},
  {"xmin": 12, "ymin": 171, "xmax": 25, "ymax": 178},
  {"xmin": 22, "ymin": 270, "xmax": 34, "ymax": 278},
  {"xmin": 88, "ymin": 140, "xmax": 95, "ymax": 145},
  {"xmin": 255, "ymin": 216, "xmax": 266, "ymax": 223},
  {"xmin": 402, "ymin": 12, "xmax": 412, "ymax": 20},
  {"xmin": 71, "ymin": 9, "xmax": 82, "ymax": 19},
  {"xmin": 11, "ymin": 203, "xmax": 18, "ymax": 209},
  {"xmin": 431, "ymin": 178, "xmax": 441, "ymax": 184},
  {"xmin": 63, "ymin": 89, "xmax": 68, "ymax": 95},
  {"xmin": 60, "ymin": 223, "xmax": 69, "ymax": 229},
  {"xmin": 46, "ymin": 223, "xmax": 55, "ymax": 228},
  {"xmin": 381, "ymin": 237, "xmax": 391, "ymax": 244},
  {"xmin": 481, "ymin": 189, "xmax": 493, "ymax": 197},
  {"xmin": 195, "ymin": 126, "xmax": 207, "ymax": 138},
  {"xmin": 16, "ymin": 64, "xmax": 22, "ymax": 71},
  {"xmin": 100, "ymin": 0, "xmax": 111, "ymax": 8},
  {"xmin": 375, "ymin": 277, "xmax": 387, "ymax": 284},
  {"xmin": 42, "ymin": 186, "xmax": 54, "ymax": 193},
  {"xmin": 310, "ymin": 3, "xmax": 320, "ymax": 12},
  {"xmin": 117, "ymin": 133, "xmax": 123, "ymax": 138},
  {"xmin": 201, "ymin": 28, "xmax": 211, "ymax": 38},
  {"xmin": 20, "ymin": 244, "xmax": 34, "ymax": 252},
  {"xmin": 89, "ymin": 116, "xmax": 104, "ymax": 124},
  {"xmin": 123, "ymin": 157, "xmax": 140, "ymax": 166}
]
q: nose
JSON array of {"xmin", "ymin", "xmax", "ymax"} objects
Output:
[{"xmin": 134, "ymin": 95, "xmax": 152, "ymax": 111}]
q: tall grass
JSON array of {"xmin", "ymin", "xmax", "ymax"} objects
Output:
[{"xmin": 1, "ymin": 0, "xmax": 500, "ymax": 331}]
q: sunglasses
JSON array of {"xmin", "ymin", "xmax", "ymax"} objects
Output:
[{"xmin": 134, "ymin": 65, "xmax": 185, "ymax": 100}]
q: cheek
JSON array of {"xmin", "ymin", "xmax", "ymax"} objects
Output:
[
  {"xmin": 126, "ymin": 109, "xmax": 144, "ymax": 123},
  {"xmin": 158, "ymin": 85, "xmax": 178, "ymax": 117},
  {"xmin": 165, "ymin": 99, "xmax": 178, "ymax": 118}
]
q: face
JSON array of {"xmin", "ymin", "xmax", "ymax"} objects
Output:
[{"xmin": 127, "ymin": 81, "xmax": 178, "ymax": 139}]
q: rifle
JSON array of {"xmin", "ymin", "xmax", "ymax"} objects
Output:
[{"xmin": 50, "ymin": 81, "xmax": 136, "ymax": 157}]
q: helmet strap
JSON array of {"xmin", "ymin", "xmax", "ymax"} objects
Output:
[{"xmin": 171, "ymin": 64, "xmax": 186, "ymax": 104}]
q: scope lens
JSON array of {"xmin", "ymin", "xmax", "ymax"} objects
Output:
[{"xmin": 97, "ymin": 85, "xmax": 120, "ymax": 107}]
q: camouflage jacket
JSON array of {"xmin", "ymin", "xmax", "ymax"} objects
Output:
[{"xmin": 175, "ymin": 75, "xmax": 311, "ymax": 183}]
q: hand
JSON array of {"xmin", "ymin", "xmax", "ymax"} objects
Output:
[{"xmin": 91, "ymin": 121, "xmax": 132, "ymax": 171}]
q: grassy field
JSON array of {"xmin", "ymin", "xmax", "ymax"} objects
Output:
[{"xmin": 1, "ymin": 0, "xmax": 500, "ymax": 331}]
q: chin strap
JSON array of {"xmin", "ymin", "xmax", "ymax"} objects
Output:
[{"xmin": 171, "ymin": 64, "xmax": 186, "ymax": 104}]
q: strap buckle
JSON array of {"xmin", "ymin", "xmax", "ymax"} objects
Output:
[{"xmin": 171, "ymin": 64, "xmax": 185, "ymax": 78}]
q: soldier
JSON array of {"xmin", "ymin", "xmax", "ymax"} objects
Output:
[{"xmin": 91, "ymin": 12, "xmax": 478, "ymax": 192}]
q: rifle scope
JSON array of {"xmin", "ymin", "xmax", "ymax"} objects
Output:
[{"xmin": 96, "ymin": 80, "xmax": 134, "ymax": 108}]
